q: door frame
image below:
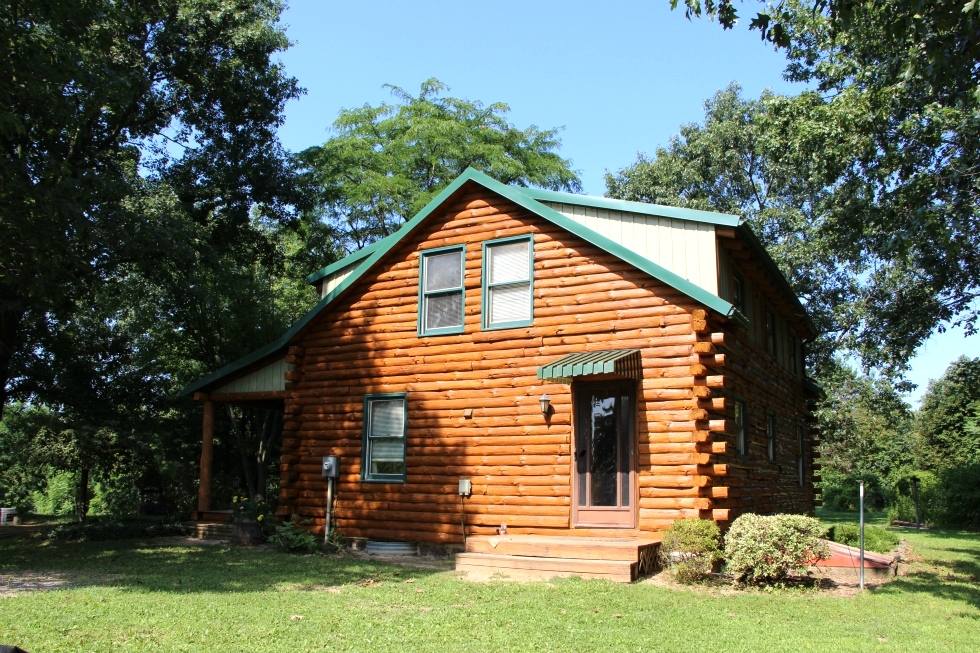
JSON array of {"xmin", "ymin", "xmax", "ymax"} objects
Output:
[{"xmin": 571, "ymin": 380, "xmax": 637, "ymax": 528}]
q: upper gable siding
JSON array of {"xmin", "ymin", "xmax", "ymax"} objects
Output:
[
  {"xmin": 320, "ymin": 260, "xmax": 360, "ymax": 299},
  {"xmin": 216, "ymin": 357, "xmax": 292, "ymax": 394},
  {"xmin": 541, "ymin": 201, "xmax": 718, "ymax": 295}
]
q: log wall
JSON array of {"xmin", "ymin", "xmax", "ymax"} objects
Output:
[{"xmin": 276, "ymin": 184, "xmax": 813, "ymax": 544}]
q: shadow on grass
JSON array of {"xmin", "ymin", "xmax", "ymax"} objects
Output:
[{"xmin": 0, "ymin": 535, "xmax": 446, "ymax": 595}]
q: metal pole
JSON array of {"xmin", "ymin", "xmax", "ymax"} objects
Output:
[
  {"xmin": 859, "ymin": 481, "xmax": 865, "ymax": 590},
  {"xmin": 325, "ymin": 477, "xmax": 334, "ymax": 546}
]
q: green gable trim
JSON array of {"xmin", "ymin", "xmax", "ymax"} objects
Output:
[
  {"xmin": 517, "ymin": 187, "xmax": 742, "ymax": 227},
  {"xmin": 182, "ymin": 168, "xmax": 746, "ymax": 396},
  {"xmin": 538, "ymin": 349, "xmax": 643, "ymax": 383},
  {"xmin": 305, "ymin": 232, "xmax": 398, "ymax": 286}
]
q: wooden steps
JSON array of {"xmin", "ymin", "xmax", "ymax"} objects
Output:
[
  {"xmin": 185, "ymin": 521, "xmax": 232, "ymax": 540},
  {"xmin": 455, "ymin": 534, "xmax": 661, "ymax": 583}
]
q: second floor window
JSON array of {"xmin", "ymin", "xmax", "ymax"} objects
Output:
[
  {"xmin": 483, "ymin": 236, "xmax": 533, "ymax": 329},
  {"xmin": 419, "ymin": 246, "xmax": 465, "ymax": 335}
]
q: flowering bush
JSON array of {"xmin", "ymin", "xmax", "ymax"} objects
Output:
[
  {"xmin": 230, "ymin": 494, "xmax": 268, "ymax": 522},
  {"xmin": 723, "ymin": 513, "xmax": 829, "ymax": 585}
]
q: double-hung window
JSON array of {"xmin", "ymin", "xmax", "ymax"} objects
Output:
[
  {"xmin": 482, "ymin": 236, "xmax": 533, "ymax": 329},
  {"xmin": 419, "ymin": 246, "xmax": 465, "ymax": 335},
  {"xmin": 734, "ymin": 399, "xmax": 748, "ymax": 456},
  {"xmin": 797, "ymin": 424, "xmax": 806, "ymax": 487},
  {"xmin": 767, "ymin": 413, "xmax": 778, "ymax": 462},
  {"xmin": 362, "ymin": 394, "xmax": 407, "ymax": 482}
]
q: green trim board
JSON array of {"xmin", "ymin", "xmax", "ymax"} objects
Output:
[
  {"xmin": 183, "ymin": 168, "xmax": 758, "ymax": 396},
  {"xmin": 417, "ymin": 243, "xmax": 467, "ymax": 336},
  {"xmin": 305, "ymin": 232, "xmax": 399, "ymax": 286},
  {"xmin": 537, "ymin": 349, "xmax": 642, "ymax": 384},
  {"xmin": 517, "ymin": 187, "xmax": 742, "ymax": 227},
  {"xmin": 361, "ymin": 392, "xmax": 408, "ymax": 483},
  {"xmin": 481, "ymin": 235, "xmax": 534, "ymax": 331}
]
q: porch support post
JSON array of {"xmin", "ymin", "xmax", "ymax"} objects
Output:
[{"xmin": 197, "ymin": 399, "xmax": 215, "ymax": 515}]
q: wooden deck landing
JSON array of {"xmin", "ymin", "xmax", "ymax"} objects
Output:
[{"xmin": 455, "ymin": 534, "xmax": 662, "ymax": 583}]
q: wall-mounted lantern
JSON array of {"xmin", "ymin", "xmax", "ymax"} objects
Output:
[{"xmin": 539, "ymin": 394, "xmax": 551, "ymax": 416}]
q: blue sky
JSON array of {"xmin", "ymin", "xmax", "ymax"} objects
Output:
[{"xmin": 274, "ymin": 0, "xmax": 980, "ymax": 404}]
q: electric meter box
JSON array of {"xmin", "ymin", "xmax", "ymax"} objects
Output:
[{"xmin": 321, "ymin": 456, "xmax": 340, "ymax": 479}]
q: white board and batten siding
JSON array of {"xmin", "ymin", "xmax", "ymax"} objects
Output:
[
  {"xmin": 541, "ymin": 201, "xmax": 719, "ymax": 295},
  {"xmin": 215, "ymin": 357, "xmax": 293, "ymax": 394},
  {"xmin": 320, "ymin": 260, "xmax": 360, "ymax": 299}
]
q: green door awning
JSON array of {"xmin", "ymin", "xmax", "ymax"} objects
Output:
[{"xmin": 537, "ymin": 349, "xmax": 642, "ymax": 384}]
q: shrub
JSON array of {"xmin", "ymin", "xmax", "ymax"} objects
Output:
[
  {"xmin": 886, "ymin": 470, "xmax": 940, "ymax": 525},
  {"xmin": 269, "ymin": 518, "xmax": 319, "ymax": 554},
  {"xmin": 723, "ymin": 513, "xmax": 829, "ymax": 584},
  {"xmin": 658, "ymin": 518, "xmax": 721, "ymax": 583},
  {"xmin": 825, "ymin": 523, "xmax": 899, "ymax": 554},
  {"xmin": 934, "ymin": 464, "xmax": 980, "ymax": 530},
  {"xmin": 47, "ymin": 518, "xmax": 187, "ymax": 541}
]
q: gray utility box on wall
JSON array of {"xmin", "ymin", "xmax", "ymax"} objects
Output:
[{"xmin": 321, "ymin": 456, "xmax": 340, "ymax": 479}]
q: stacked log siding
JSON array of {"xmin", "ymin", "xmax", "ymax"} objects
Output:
[{"xmin": 273, "ymin": 186, "xmax": 814, "ymax": 544}]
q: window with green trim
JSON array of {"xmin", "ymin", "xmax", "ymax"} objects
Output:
[
  {"xmin": 419, "ymin": 246, "xmax": 465, "ymax": 335},
  {"xmin": 734, "ymin": 398, "xmax": 748, "ymax": 456},
  {"xmin": 482, "ymin": 236, "xmax": 533, "ymax": 329},
  {"xmin": 362, "ymin": 394, "xmax": 407, "ymax": 482}
]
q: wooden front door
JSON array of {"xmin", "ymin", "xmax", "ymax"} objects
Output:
[{"xmin": 572, "ymin": 382, "xmax": 636, "ymax": 527}]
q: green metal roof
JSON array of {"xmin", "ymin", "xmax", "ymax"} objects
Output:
[
  {"xmin": 537, "ymin": 349, "xmax": 643, "ymax": 383},
  {"xmin": 181, "ymin": 168, "xmax": 746, "ymax": 397},
  {"xmin": 517, "ymin": 187, "xmax": 742, "ymax": 227}
]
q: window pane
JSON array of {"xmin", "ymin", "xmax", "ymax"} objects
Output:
[
  {"xmin": 425, "ymin": 291, "xmax": 463, "ymax": 330},
  {"xmin": 425, "ymin": 250, "xmax": 462, "ymax": 291},
  {"xmin": 370, "ymin": 438, "xmax": 404, "ymax": 463},
  {"xmin": 489, "ymin": 283, "xmax": 530, "ymax": 324},
  {"xmin": 370, "ymin": 400, "xmax": 404, "ymax": 439},
  {"xmin": 488, "ymin": 241, "xmax": 529, "ymax": 284}
]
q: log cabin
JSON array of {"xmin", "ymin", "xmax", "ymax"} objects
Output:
[{"xmin": 182, "ymin": 168, "xmax": 821, "ymax": 581}]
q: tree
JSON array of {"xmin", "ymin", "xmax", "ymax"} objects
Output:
[
  {"xmin": 916, "ymin": 357, "xmax": 980, "ymax": 471},
  {"xmin": 814, "ymin": 364, "xmax": 916, "ymax": 510},
  {"xmin": 606, "ymin": 85, "xmax": 905, "ymax": 373},
  {"xmin": 0, "ymin": 0, "xmax": 302, "ymax": 417},
  {"xmin": 667, "ymin": 1, "xmax": 980, "ymax": 371},
  {"xmin": 298, "ymin": 79, "xmax": 582, "ymax": 254}
]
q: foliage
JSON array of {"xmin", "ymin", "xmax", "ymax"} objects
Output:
[
  {"xmin": 298, "ymin": 78, "xmax": 581, "ymax": 254},
  {"xmin": 665, "ymin": 1, "xmax": 980, "ymax": 371},
  {"xmin": 825, "ymin": 523, "xmax": 899, "ymax": 554},
  {"xmin": 916, "ymin": 357, "xmax": 980, "ymax": 470},
  {"xmin": 0, "ymin": 0, "xmax": 302, "ymax": 416},
  {"xmin": 814, "ymin": 366, "xmax": 916, "ymax": 511},
  {"xmin": 46, "ymin": 518, "xmax": 188, "ymax": 542},
  {"xmin": 657, "ymin": 518, "xmax": 721, "ymax": 582},
  {"xmin": 933, "ymin": 464, "xmax": 980, "ymax": 530},
  {"xmin": 269, "ymin": 517, "xmax": 319, "ymax": 554},
  {"xmin": 723, "ymin": 513, "xmax": 829, "ymax": 584},
  {"xmin": 230, "ymin": 494, "xmax": 268, "ymax": 523}
]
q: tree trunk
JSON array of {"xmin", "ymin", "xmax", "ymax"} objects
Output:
[{"xmin": 76, "ymin": 468, "xmax": 90, "ymax": 522}]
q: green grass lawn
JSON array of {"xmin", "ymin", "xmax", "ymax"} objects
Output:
[{"xmin": 1, "ymin": 510, "xmax": 978, "ymax": 653}]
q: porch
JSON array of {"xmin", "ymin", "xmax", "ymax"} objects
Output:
[{"xmin": 455, "ymin": 532, "xmax": 662, "ymax": 583}]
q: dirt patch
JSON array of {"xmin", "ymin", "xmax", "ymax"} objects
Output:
[
  {"xmin": 640, "ymin": 569, "xmax": 890, "ymax": 597},
  {"xmin": 0, "ymin": 571, "xmax": 75, "ymax": 597}
]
